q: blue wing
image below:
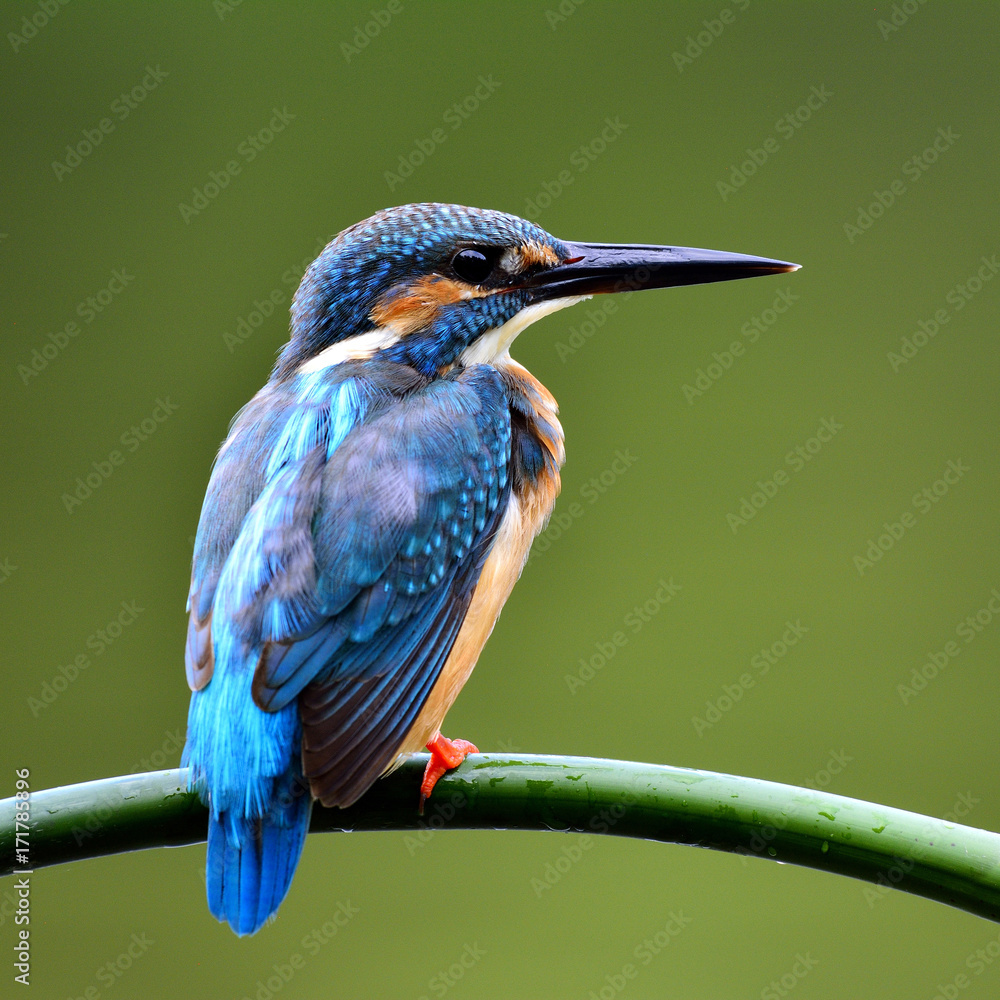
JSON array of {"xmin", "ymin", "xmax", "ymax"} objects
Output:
[
  {"xmin": 186, "ymin": 361, "xmax": 512, "ymax": 810},
  {"xmin": 255, "ymin": 364, "xmax": 512, "ymax": 806}
]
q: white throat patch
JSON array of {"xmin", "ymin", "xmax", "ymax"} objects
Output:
[{"xmin": 459, "ymin": 296, "xmax": 587, "ymax": 366}]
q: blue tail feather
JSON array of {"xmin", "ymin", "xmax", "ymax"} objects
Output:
[
  {"xmin": 206, "ymin": 787, "xmax": 312, "ymax": 936},
  {"xmin": 185, "ymin": 628, "xmax": 314, "ymax": 935}
]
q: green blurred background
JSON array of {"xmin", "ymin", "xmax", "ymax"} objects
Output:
[{"xmin": 3, "ymin": 1, "xmax": 999, "ymax": 996}]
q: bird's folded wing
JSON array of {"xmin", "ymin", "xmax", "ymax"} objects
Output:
[{"xmin": 237, "ymin": 364, "xmax": 513, "ymax": 806}]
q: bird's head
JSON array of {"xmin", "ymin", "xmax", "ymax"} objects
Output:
[{"xmin": 279, "ymin": 203, "xmax": 798, "ymax": 378}]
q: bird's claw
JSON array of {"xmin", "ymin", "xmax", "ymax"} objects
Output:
[{"xmin": 419, "ymin": 734, "xmax": 478, "ymax": 814}]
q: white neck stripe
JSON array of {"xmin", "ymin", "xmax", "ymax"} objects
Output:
[
  {"xmin": 296, "ymin": 327, "xmax": 401, "ymax": 373},
  {"xmin": 297, "ymin": 295, "xmax": 588, "ymax": 374}
]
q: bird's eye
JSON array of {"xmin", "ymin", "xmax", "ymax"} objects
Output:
[{"xmin": 451, "ymin": 247, "xmax": 496, "ymax": 284}]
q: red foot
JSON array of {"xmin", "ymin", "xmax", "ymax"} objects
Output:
[{"xmin": 420, "ymin": 733, "xmax": 479, "ymax": 814}]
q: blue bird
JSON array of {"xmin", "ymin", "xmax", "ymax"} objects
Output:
[{"xmin": 182, "ymin": 203, "xmax": 798, "ymax": 935}]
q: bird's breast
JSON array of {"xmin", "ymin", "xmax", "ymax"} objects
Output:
[{"xmin": 394, "ymin": 358, "xmax": 564, "ymax": 757}]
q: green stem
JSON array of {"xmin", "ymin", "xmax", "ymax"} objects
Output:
[{"xmin": 3, "ymin": 755, "xmax": 998, "ymax": 921}]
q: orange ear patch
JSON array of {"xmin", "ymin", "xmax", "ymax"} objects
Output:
[{"xmin": 371, "ymin": 275, "xmax": 472, "ymax": 336}]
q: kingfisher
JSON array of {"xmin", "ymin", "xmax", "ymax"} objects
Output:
[{"xmin": 182, "ymin": 202, "xmax": 798, "ymax": 935}]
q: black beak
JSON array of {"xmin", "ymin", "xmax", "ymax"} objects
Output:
[{"xmin": 524, "ymin": 241, "xmax": 800, "ymax": 301}]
